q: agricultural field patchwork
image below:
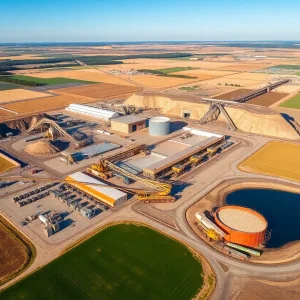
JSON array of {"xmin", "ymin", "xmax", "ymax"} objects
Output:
[
  {"xmin": 0, "ymin": 224, "xmax": 204, "ymax": 300},
  {"xmin": 156, "ymin": 66, "xmax": 198, "ymax": 74},
  {"xmin": 1, "ymin": 94, "xmax": 92, "ymax": 117},
  {"xmin": 29, "ymin": 69, "xmax": 135, "ymax": 86},
  {"xmin": 239, "ymin": 141, "xmax": 300, "ymax": 182},
  {"xmin": 0, "ymin": 216, "xmax": 35, "ymax": 285},
  {"xmin": 254, "ymin": 64, "xmax": 300, "ymax": 74},
  {"xmin": 280, "ymin": 94, "xmax": 300, "ymax": 109},
  {"xmin": 54, "ymin": 82, "xmax": 140, "ymax": 98},
  {"xmin": 0, "ymin": 75, "xmax": 97, "ymax": 86}
]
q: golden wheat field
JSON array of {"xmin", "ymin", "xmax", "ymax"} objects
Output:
[
  {"xmin": 0, "ymin": 89, "xmax": 51, "ymax": 103},
  {"xmin": 53, "ymin": 83, "xmax": 140, "ymax": 98},
  {"xmin": 29, "ymin": 69, "xmax": 134, "ymax": 86},
  {"xmin": 2, "ymin": 94, "xmax": 93, "ymax": 115},
  {"xmin": 239, "ymin": 141, "xmax": 300, "ymax": 182}
]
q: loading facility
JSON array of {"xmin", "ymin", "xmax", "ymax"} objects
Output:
[{"xmin": 143, "ymin": 135, "xmax": 224, "ymax": 179}]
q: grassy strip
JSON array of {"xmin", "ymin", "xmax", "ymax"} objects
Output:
[
  {"xmin": 138, "ymin": 69, "xmax": 197, "ymax": 79},
  {"xmin": 272, "ymin": 65, "xmax": 300, "ymax": 70},
  {"xmin": 0, "ymin": 75, "xmax": 96, "ymax": 86},
  {"xmin": 0, "ymin": 215, "xmax": 36, "ymax": 286},
  {"xmin": 157, "ymin": 66, "xmax": 198, "ymax": 74},
  {"xmin": 280, "ymin": 94, "xmax": 300, "ymax": 109},
  {"xmin": 0, "ymin": 82, "xmax": 21, "ymax": 91},
  {"xmin": 0, "ymin": 223, "xmax": 210, "ymax": 300},
  {"xmin": 179, "ymin": 85, "xmax": 199, "ymax": 91}
]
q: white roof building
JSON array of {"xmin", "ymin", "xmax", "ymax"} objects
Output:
[{"xmin": 66, "ymin": 104, "xmax": 119, "ymax": 121}]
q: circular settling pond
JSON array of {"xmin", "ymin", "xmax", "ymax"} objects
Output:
[{"xmin": 226, "ymin": 189, "xmax": 300, "ymax": 248}]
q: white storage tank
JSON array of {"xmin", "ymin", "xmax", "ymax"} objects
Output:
[{"xmin": 149, "ymin": 117, "xmax": 170, "ymax": 136}]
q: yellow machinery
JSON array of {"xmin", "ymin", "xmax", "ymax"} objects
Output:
[
  {"xmin": 198, "ymin": 223, "xmax": 222, "ymax": 242},
  {"xmin": 207, "ymin": 147, "xmax": 217, "ymax": 157},
  {"xmin": 89, "ymin": 159, "xmax": 174, "ymax": 203}
]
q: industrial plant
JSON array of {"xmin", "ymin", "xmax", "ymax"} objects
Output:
[{"xmin": 2, "ymin": 41, "xmax": 300, "ymax": 300}]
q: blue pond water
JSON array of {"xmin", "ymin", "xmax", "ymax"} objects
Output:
[{"xmin": 226, "ymin": 188, "xmax": 300, "ymax": 248}]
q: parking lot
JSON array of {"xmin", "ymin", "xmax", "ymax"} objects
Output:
[{"xmin": 0, "ymin": 182, "xmax": 114, "ymax": 245}]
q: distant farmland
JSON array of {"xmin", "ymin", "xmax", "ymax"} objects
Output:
[
  {"xmin": 0, "ymin": 224, "xmax": 206, "ymax": 300},
  {"xmin": 0, "ymin": 75, "xmax": 96, "ymax": 86}
]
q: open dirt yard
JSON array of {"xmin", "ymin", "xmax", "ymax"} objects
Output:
[
  {"xmin": 1, "ymin": 94, "xmax": 95, "ymax": 117},
  {"xmin": 240, "ymin": 141, "xmax": 300, "ymax": 182},
  {"xmin": 29, "ymin": 69, "xmax": 134, "ymax": 86},
  {"xmin": 129, "ymin": 74, "xmax": 197, "ymax": 88},
  {"xmin": 0, "ymin": 89, "xmax": 51, "ymax": 103},
  {"xmin": 53, "ymin": 82, "xmax": 140, "ymax": 98},
  {"xmin": 200, "ymin": 77, "xmax": 265, "ymax": 88},
  {"xmin": 235, "ymin": 276, "xmax": 300, "ymax": 300},
  {"xmin": 0, "ymin": 216, "xmax": 35, "ymax": 286},
  {"xmin": 273, "ymin": 85, "xmax": 300, "ymax": 93}
]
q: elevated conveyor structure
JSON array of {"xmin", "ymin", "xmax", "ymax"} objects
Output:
[{"xmin": 27, "ymin": 118, "xmax": 80, "ymax": 147}]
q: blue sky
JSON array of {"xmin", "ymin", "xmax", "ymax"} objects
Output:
[{"xmin": 1, "ymin": 0, "xmax": 299, "ymax": 42}]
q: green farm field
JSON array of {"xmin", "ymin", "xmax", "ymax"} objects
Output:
[
  {"xmin": 0, "ymin": 75, "xmax": 96, "ymax": 86},
  {"xmin": 0, "ymin": 82, "xmax": 21, "ymax": 91},
  {"xmin": 158, "ymin": 66, "xmax": 197, "ymax": 73},
  {"xmin": 280, "ymin": 94, "xmax": 300, "ymax": 109},
  {"xmin": 0, "ymin": 224, "xmax": 205, "ymax": 300}
]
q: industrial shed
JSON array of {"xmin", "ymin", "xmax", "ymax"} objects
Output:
[
  {"xmin": 66, "ymin": 172, "xmax": 127, "ymax": 207},
  {"xmin": 111, "ymin": 115, "xmax": 148, "ymax": 134},
  {"xmin": 66, "ymin": 104, "xmax": 119, "ymax": 121}
]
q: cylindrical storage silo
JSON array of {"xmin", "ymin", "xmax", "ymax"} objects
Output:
[
  {"xmin": 149, "ymin": 117, "xmax": 170, "ymax": 136},
  {"xmin": 214, "ymin": 206, "xmax": 267, "ymax": 247}
]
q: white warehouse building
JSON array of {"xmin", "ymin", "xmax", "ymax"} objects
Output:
[{"xmin": 66, "ymin": 104, "xmax": 119, "ymax": 121}]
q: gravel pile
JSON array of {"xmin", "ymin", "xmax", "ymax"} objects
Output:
[{"xmin": 218, "ymin": 207, "xmax": 267, "ymax": 233}]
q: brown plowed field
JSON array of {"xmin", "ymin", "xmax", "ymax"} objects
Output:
[
  {"xmin": 0, "ymin": 216, "xmax": 35, "ymax": 285},
  {"xmin": 0, "ymin": 109, "xmax": 16, "ymax": 121},
  {"xmin": 214, "ymin": 89, "xmax": 252, "ymax": 100},
  {"xmin": 1, "ymin": 94, "xmax": 93, "ymax": 116},
  {"xmin": 54, "ymin": 83, "xmax": 140, "ymax": 98},
  {"xmin": 0, "ymin": 89, "xmax": 51, "ymax": 103},
  {"xmin": 214, "ymin": 89, "xmax": 288, "ymax": 107},
  {"xmin": 247, "ymin": 92, "xmax": 288, "ymax": 106}
]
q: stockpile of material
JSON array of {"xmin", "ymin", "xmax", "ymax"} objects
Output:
[
  {"xmin": 24, "ymin": 140, "xmax": 59, "ymax": 156},
  {"xmin": 125, "ymin": 93, "xmax": 299, "ymax": 140},
  {"xmin": 218, "ymin": 207, "xmax": 266, "ymax": 233}
]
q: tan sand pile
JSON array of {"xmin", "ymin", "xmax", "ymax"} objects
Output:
[
  {"xmin": 125, "ymin": 93, "xmax": 299, "ymax": 140},
  {"xmin": 24, "ymin": 140, "xmax": 59, "ymax": 156}
]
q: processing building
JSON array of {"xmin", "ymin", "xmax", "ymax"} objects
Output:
[
  {"xmin": 66, "ymin": 172, "xmax": 127, "ymax": 207},
  {"xmin": 110, "ymin": 115, "xmax": 148, "ymax": 134},
  {"xmin": 143, "ymin": 130, "xmax": 224, "ymax": 179},
  {"xmin": 214, "ymin": 206, "xmax": 267, "ymax": 247},
  {"xmin": 66, "ymin": 104, "xmax": 119, "ymax": 121}
]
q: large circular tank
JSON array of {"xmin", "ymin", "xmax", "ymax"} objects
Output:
[
  {"xmin": 149, "ymin": 117, "xmax": 170, "ymax": 136},
  {"xmin": 214, "ymin": 206, "xmax": 267, "ymax": 247}
]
